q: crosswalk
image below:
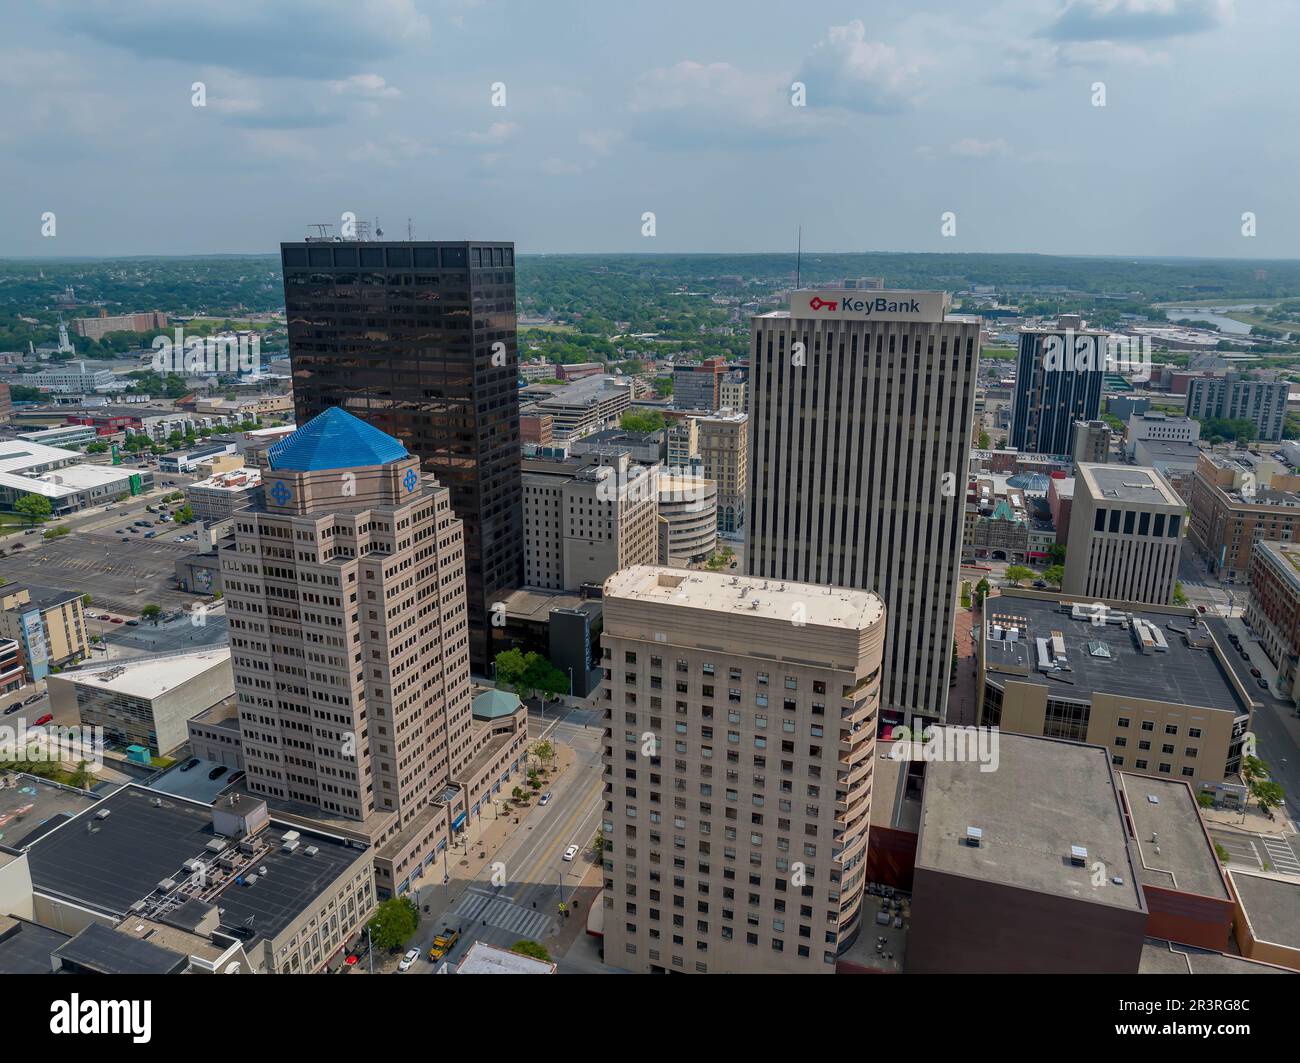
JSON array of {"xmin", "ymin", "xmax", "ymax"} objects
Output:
[
  {"xmin": 453, "ymin": 889, "xmax": 552, "ymax": 940},
  {"xmin": 1260, "ymin": 834, "xmax": 1300, "ymax": 876}
]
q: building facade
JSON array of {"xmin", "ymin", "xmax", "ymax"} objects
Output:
[
  {"xmin": 598, "ymin": 566, "xmax": 885, "ymax": 973},
  {"xmin": 696, "ymin": 410, "xmax": 748, "ymax": 534},
  {"xmin": 747, "ymin": 289, "xmax": 979, "ymax": 726},
  {"xmin": 1063, "ymin": 464, "xmax": 1184, "ymax": 605},
  {"xmin": 1244, "ymin": 539, "xmax": 1300, "ymax": 703},
  {"xmin": 281, "ymin": 239, "xmax": 524, "ymax": 674},
  {"xmin": 1186, "ymin": 374, "xmax": 1288, "ymax": 442},
  {"xmin": 657, "ymin": 473, "xmax": 717, "ymax": 564},
  {"xmin": 521, "ymin": 452, "xmax": 659, "ymax": 591},
  {"xmin": 672, "ymin": 358, "xmax": 727, "ymax": 412},
  {"xmin": 1010, "ymin": 324, "xmax": 1107, "ymax": 456},
  {"xmin": 0, "ymin": 585, "xmax": 89, "ymax": 680},
  {"xmin": 1187, "ymin": 451, "xmax": 1300, "ymax": 583}
]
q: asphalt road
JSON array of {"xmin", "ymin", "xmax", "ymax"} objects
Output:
[{"xmin": 402, "ymin": 706, "xmax": 605, "ymax": 974}]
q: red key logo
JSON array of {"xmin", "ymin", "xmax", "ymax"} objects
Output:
[{"xmin": 808, "ymin": 297, "xmax": 838, "ymax": 311}]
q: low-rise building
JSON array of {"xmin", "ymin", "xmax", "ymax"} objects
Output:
[
  {"xmin": 0, "ymin": 639, "xmax": 24, "ymax": 696},
  {"xmin": 1227, "ymin": 870, "xmax": 1300, "ymax": 971},
  {"xmin": 159, "ymin": 441, "xmax": 238, "ymax": 474},
  {"xmin": 529, "ymin": 376, "xmax": 633, "ymax": 441},
  {"xmin": 979, "ymin": 590, "xmax": 1253, "ymax": 790},
  {"xmin": 908, "ymin": 733, "xmax": 1148, "ymax": 973},
  {"xmin": 184, "ymin": 467, "xmax": 263, "ymax": 523},
  {"xmin": 73, "ymin": 311, "xmax": 168, "ymax": 342},
  {"xmin": 1188, "ymin": 450, "xmax": 1300, "ymax": 583},
  {"xmin": 656, "ymin": 472, "xmax": 717, "ymax": 564},
  {"xmin": 48, "ymin": 649, "xmax": 234, "ymax": 756},
  {"xmin": 18, "ymin": 362, "xmax": 116, "ymax": 395},
  {"xmin": 186, "ymin": 698, "xmax": 243, "ymax": 768},
  {"xmin": 1125, "ymin": 411, "xmax": 1201, "ymax": 459},
  {"xmin": 1245, "ymin": 539, "xmax": 1300, "ymax": 703},
  {"xmin": 0, "ymin": 585, "xmax": 89, "ymax": 680},
  {"xmin": 1131, "ymin": 437, "xmax": 1201, "ymax": 501}
]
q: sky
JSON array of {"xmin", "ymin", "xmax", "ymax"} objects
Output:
[{"xmin": 2, "ymin": 0, "xmax": 1295, "ymax": 259}]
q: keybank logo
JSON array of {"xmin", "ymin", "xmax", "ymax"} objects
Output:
[
  {"xmin": 50, "ymin": 995, "xmax": 152, "ymax": 1043},
  {"xmin": 807, "ymin": 295, "xmax": 921, "ymax": 315}
]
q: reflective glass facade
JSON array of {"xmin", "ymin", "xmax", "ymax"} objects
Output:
[{"xmin": 280, "ymin": 240, "xmax": 524, "ymax": 672}]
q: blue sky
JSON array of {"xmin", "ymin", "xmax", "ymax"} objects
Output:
[{"xmin": 2, "ymin": 0, "xmax": 1294, "ymax": 258}]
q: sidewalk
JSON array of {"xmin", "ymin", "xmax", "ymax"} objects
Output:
[{"xmin": 367, "ymin": 742, "xmax": 576, "ymax": 972}]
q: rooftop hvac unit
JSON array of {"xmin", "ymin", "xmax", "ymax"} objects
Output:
[
  {"xmin": 281, "ymin": 830, "xmax": 301, "ymax": 844},
  {"xmin": 965, "ymin": 826, "xmax": 983, "ymax": 848},
  {"xmin": 150, "ymin": 797, "xmax": 163, "ymax": 808},
  {"xmin": 281, "ymin": 838, "xmax": 300, "ymax": 853},
  {"xmin": 1069, "ymin": 845, "xmax": 1088, "ymax": 867},
  {"xmin": 182, "ymin": 858, "xmax": 202, "ymax": 872},
  {"xmin": 206, "ymin": 838, "xmax": 227, "ymax": 853},
  {"xmin": 94, "ymin": 809, "xmax": 111, "ymax": 820},
  {"xmin": 157, "ymin": 878, "xmax": 178, "ymax": 892},
  {"xmin": 303, "ymin": 845, "xmax": 319, "ymax": 857},
  {"xmin": 129, "ymin": 899, "xmax": 148, "ymax": 914}
]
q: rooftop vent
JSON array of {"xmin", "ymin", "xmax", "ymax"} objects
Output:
[
  {"xmin": 157, "ymin": 877, "xmax": 177, "ymax": 892},
  {"xmin": 1069, "ymin": 845, "xmax": 1088, "ymax": 867},
  {"xmin": 281, "ymin": 838, "xmax": 300, "ymax": 853},
  {"xmin": 94, "ymin": 808, "xmax": 111, "ymax": 820},
  {"xmin": 965, "ymin": 826, "xmax": 983, "ymax": 848},
  {"xmin": 1146, "ymin": 794, "xmax": 1160, "ymax": 805},
  {"xmin": 303, "ymin": 845, "xmax": 319, "ymax": 857}
]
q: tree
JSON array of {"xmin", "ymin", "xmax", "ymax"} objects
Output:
[
  {"xmin": 510, "ymin": 940, "xmax": 551, "ymax": 962},
  {"xmin": 1042, "ymin": 564, "xmax": 1065, "ymax": 588},
  {"xmin": 141, "ymin": 604, "xmax": 162, "ymax": 624},
  {"xmin": 621, "ymin": 410, "xmax": 666, "ymax": 434},
  {"xmin": 1172, "ymin": 581, "xmax": 1187, "ymax": 606},
  {"xmin": 1253, "ymin": 780, "xmax": 1286, "ymax": 817},
  {"xmin": 81, "ymin": 594, "xmax": 92, "ymax": 607},
  {"xmin": 174, "ymin": 505, "xmax": 196, "ymax": 524},
  {"xmin": 368, "ymin": 896, "xmax": 419, "ymax": 952},
  {"xmin": 977, "ymin": 430, "xmax": 990, "ymax": 449},
  {"xmin": 974, "ymin": 577, "xmax": 991, "ymax": 605},
  {"xmin": 592, "ymin": 830, "xmax": 606, "ymax": 859},
  {"xmin": 1047, "ymin": 543, "xmax": 1067, "ymax": 565},
  {"xmin": 532, "ymin": 740, "xmax": 555, "ymax": 772},
  {"xmin": 494, "ymin": 647, "xmax": 569, "ymax": 702},
  {"xmin": 1004, "ymin": 565, "xmax": 1034, "ymax": 587},
  {"xmin": 14, "ymin": 494, "xmax": 52, "ymax": 526}
]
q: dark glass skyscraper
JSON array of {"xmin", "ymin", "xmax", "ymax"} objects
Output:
[
  {"xmin": 280, "ymin": 239, "xmax": 523, "ymax": 673},
  {"xmin": 1009, "ymin": 323, "xmax": 1107, "ymax": 457}
]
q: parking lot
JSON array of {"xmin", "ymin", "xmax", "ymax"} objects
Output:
[{"xmin": 0, "ymin": 501, "xmax": 206, "ymax": 618}]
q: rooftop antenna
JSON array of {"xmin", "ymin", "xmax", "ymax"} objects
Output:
[
  {"xmin": 407, "ymin": 217, "xmax": 413, "ymax": 241},
  {"xmin": 796, "ymin": 225, "xmax": 802, "ymax": 290},
  {"xmin": 309, "ymin": 223, "xmax": 333, "ymax": 239}
]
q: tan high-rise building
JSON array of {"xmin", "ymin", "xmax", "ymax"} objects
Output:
[
  {"xmin": 1063, "ymin": 464, "xmax": 1183, "ymax": 605},
  {"xmin": 521, "ymin": 451, "xmax": 659, "ymax": 591},
  {"xmin": 599, "ymin": 566, "xmax": 885, "ymax": 974},
  {"xmin": 666, "ymin": 418, "xmax": 698, "ymax": 469},
  {"xmin": 719, "ymin": 373, "xmax": 747, "ymax": 414},
  {"xmin": 696, "ymin": 410, "xmax": 748, "ymax": 534},
  {"xmin": 747, "ymin": 290, "xmax": 979, "ymax": 727},
  {"xmin": 222, "ymin": 407, "xmax": 477, "ymax": 898}
]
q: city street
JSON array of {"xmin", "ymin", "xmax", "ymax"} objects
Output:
[{"xmin": 398, "ymin": 704, "xmax": 607, "ymax": 974}]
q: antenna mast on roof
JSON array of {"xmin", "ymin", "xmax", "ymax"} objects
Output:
[{"xmin": 795, "ymin": 225, "xmax": 802, "ymax": 290}]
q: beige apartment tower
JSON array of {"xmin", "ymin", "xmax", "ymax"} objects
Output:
[
  {"xmin": 599, "ymin": 566, "xmax": 885, "ymax": 974},
  {"xmin": 1063, "ymin": 464, "xmax": 1184, "ymax": 605},
  {"xmin": 747, "ymin": 290, "xmax": 979, "ymax": 727},
  {"xmin": 221, "ymin": 407, "xmax": 476, "ymax": 898}
]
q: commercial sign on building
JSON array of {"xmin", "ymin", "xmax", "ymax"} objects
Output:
[
  {"xmin": 20, "ymin": 610, "xmax": 48, "ymax": 679},
  {"xmin": 789, "ymin": 289, "xmax": 950, "ymax": 323}
]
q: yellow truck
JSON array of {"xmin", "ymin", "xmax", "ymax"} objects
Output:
[{"xmin": 428, "ymin": 927, "xmax": 460, "ymax": 962}]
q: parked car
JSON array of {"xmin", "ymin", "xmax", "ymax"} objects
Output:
[
  {"xmin": 208, "ymin": 765, "xmax": 228, "ymax": 781},
  {"xmin": 125, "ymin": 619, "xmax": 139, "ymax": 626},
  {"xmin": 563, "ymin": 844, "xmax": 579, "ymax": 862},
  {"xmin": 1257, "ymin": 678, "xmax": 1269, "ymax": 690},
  {"xmin": 111, "ymin": 617, "xmax": 124, "ymax": 623},
  {"xmin": 1032, "ymin": 580, "xmax": 1048, "ymax": 589},
  {"xmin": 97, "ymin": 614, "xmax": 112, "ymax": 621},
  {"xmin": 398, "ymin": 948, "xmax": 420, "ymax": 972},
  {"xmin": 33, "ymin": 713, "xmax": 52, "ymax": 726},
  {"xmin": 1240, "ymin": 650, "xmax": 1251, "ymax": 662},
  {"xmin": 1251, "ymin": 668, "xmax": 1261, "ymax": 677},
  {"xmin": 22, "ymin": 693, "xmax": 44, "ymax": 705},
  {"xmin": 180, "ymin": 757, "xmax": 201, "ymax": 772},
  {"xmin": 3, "ymin": 704, "xmax": 21, "ymax": 715},
  {"xmin": 539, "ymin": 792, "xmax": 552, "ymax": 806},
  {"xmin": 228, "ymin": 770, "xmax": 245, "ymax": 784},
  {"xmin": 143, "ymin": 532, "xmax": 157, "ymax": 538}
]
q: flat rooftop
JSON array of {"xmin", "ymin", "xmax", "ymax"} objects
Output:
[
  {"xmin": 456, "ymin": 939, "xmax": 556, "ymax": 974},
  {"xmin": 1140, "ymin": 938, "xmax": 1287, "ymax": 975},
  {"xmin": 0, "ymin": 439, "xmax": 79, "ymax": 474},
  {"xmin": 25, "ymin": 784, "xmax": 365, "ymax": 941},
  {"xmin": 57, "ymin": 649, "xmax": 232, "ymax": 701},
  {"xmin": 0, "ymin": 773, "xmax": 101, "ymax": 850},
  {"xmin": 0, "ymin": 915, "xmax": 68, "ymax": 974},
  {"xmin": 1228, "ymin": 870, "xmax": 1300, "ymax": 950},
  {"xmin": 53, "ymin": 921, "xmax": 186, "ymax": 974},
  {"xmin": 983, "ymin": 593, "xmax": 1247, "ymax": 714},
  {"xmin": 916, "ymin": 733, "xmax": 1145, "ymax": 912},
  {"xmin": 870, "ymin": 743, "xmax": 923, "ymax": 833},
  {"xmin": 1117, "ymin": 773, "xmax": 1228, "ymax": 899},
  {"xmin": 603, "ymin": 566, "xmax": 884, "ymax": 631},
  {"xmin": 1077, "ymin": 463, "xmax": 1181, "ymax": 506}
]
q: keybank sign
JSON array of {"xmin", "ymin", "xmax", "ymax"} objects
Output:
[{"xmin": 792, "ymin": 290, "xmax": 947, "ymax": 323}]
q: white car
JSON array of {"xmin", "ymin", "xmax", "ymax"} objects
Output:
[
  {"xmin": 562, "ymin": 844, "xmax": 579, "ymax": 862},
  {"xmin": 398, "ymin": 948, "xmax": 420, "ymax": 971}
]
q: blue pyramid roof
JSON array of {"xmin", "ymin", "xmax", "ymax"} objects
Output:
[{"xmin": 267, "ymin": 407, "xmax": 408, "ymax": 472}]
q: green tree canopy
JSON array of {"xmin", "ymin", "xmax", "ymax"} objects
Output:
[
  {"xmin": 621, "ymin": 410, "xmax": 666, "ymax": 434},
  {"xmin": 1004, "ymin": 565, "xmax": 1034, "ymax": 587},
  {"xmin": 14, "ymin": 494, "xmax": 52, "ymax": 525},
  {"xmin": 369, "ymin": 897, "xmax": 419, "ymax": 952},
  {"xmin": 510, "ymin": 940, "xmax": 551, "ymax": 962},
  {"xmin": 494, "ymin": 648, "xmax": 569, "ymax": 701}
]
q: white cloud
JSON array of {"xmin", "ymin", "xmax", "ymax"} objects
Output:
[
  {"xmin": 950, "ymin": 137, "xmax": 1009, "ymax": 157},
  {"xmin": 1046, "ymin": 0, "xmax": 1232, "ymax": 42},
  {"xmin": 793, "ymin": 20, "xmax": 925, "ymax": 113},
  {"xmin": 330, "ymin": 73, "xmax": 401, "ymax": 99},
  {"xmin": 465, "ymin": 121, "xmax": 518, "ymax": 145}
]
